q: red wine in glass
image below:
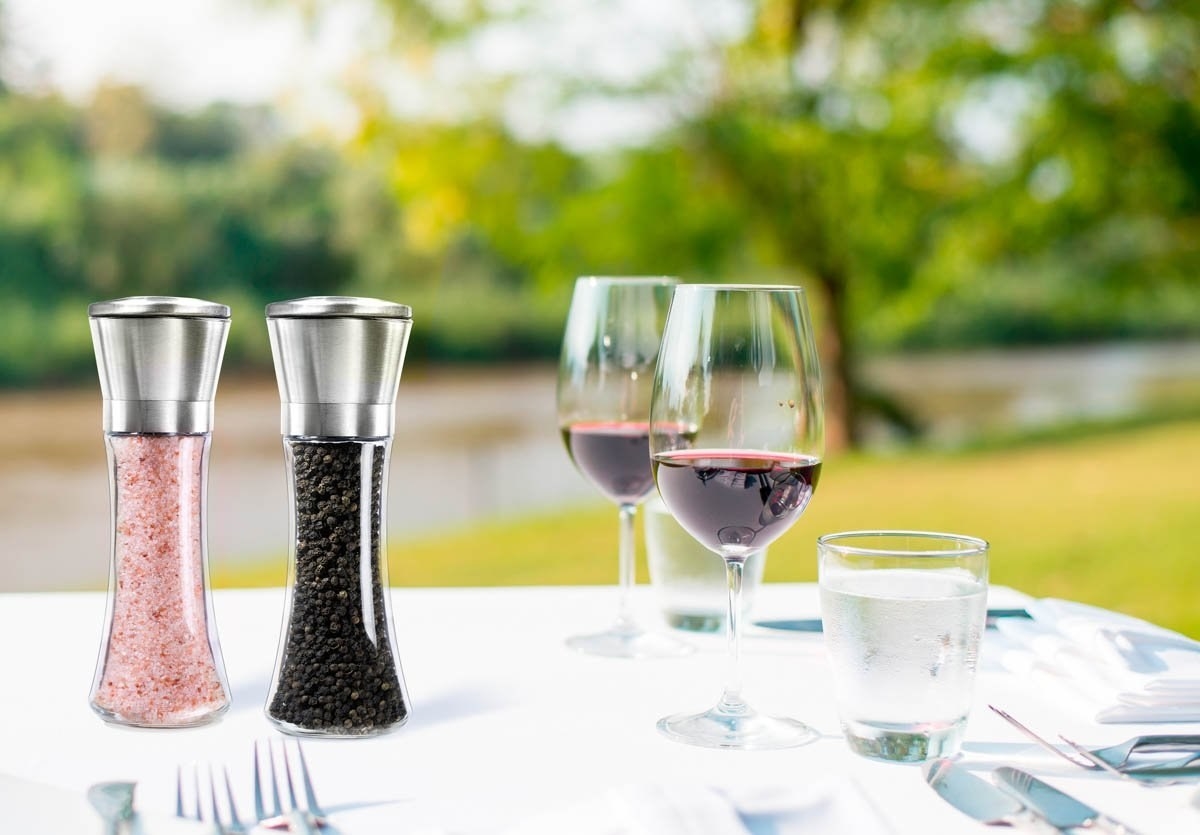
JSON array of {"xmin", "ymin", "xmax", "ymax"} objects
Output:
[
  {"xmin": 556, "ymin": 275, "xmax": 689, "ymax": 658},
  {"xmin": 648, "ymin": 283, "xmax": 825, "ymax": 748},
  {"xmin": 562, "ymin": 421, "xmax": 655, "ymax": 505},
  {"xmin": 653, "ymin": 450, "xmax": 821, "ymax": 555}
]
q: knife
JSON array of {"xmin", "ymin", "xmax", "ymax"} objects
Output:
[
  {"xmin": 994, "ymin": 767, "xmax": 1142, "ymax": 834},
  {"xmin": 923, "ymin": 759, "xmax": 1059, "ymax": 831},
  {"xmin": 756, "ymin": 607, "xmax": 1032, "ymax": 632}
]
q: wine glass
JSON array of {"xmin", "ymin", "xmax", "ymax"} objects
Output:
[
  {"xmin": 649, "ymin": 283, "xmax": 824, "ymax": 748},
  {"xmin": 557, "ymin": 276, "xmax": 691, "ymax": 658}
]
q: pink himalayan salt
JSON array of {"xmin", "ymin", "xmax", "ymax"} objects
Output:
[{"xmin": 91, "ymin": 433, "xmax": 229, "ymax": 726}]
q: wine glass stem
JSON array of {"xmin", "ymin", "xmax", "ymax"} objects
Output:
[
  {"xmin": 615, "ymin": 503, "xmax": 637, "ymax": 634},
  {"xmin": 719, "ymin": 557, "xmax": 747, "ymax": 714}
]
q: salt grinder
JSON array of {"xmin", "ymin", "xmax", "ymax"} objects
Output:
[
  {"xmin": 264, "ymin": 296, "xmax": 412, "ymax": 736},
  {"xmin": 88, "ymin": 295, "xmax": 232, "ymax": 727}
]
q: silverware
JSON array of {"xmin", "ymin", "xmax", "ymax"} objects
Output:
[
  {"xmin": 989, "ymin": 705, "xmax": 1200, "ymax": 774},
  {"xmin": 922, "ymin": 759, "xmax": 1059, "ymax": 831},
  {"xmin": 176, "ymin": 740, "xmax": 332, "ymax": 833},
  {"xmin": 87, "ymin": 781, "xmax": 135, "ymax": 835},
  {"xmin": 254, "ymin": 739, "xmax": 329, "ymax": 832},
  {"xmin": 176, "ymin": 764, "xmax": 244, "ymax": 835},
  {"xmin": 294, "ymin": 741, "xmax": 330, "ymax": 826},
  {"xmin": 756, "ymin": 607, "xmax": 1031, "ymax": 632},
  {"xmin": 1059, "ymin": 736, "xmax": 1200, "ymax": 786},
  {"xmin": 995, "ymin": 767, "xmax": 1142, "ymax": 834}
]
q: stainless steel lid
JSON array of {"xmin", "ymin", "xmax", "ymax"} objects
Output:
[
  {"xmin": 88, "ymin": 296, "xmax": 231, "ymax": 319},
  {"xmin": 89, "ymin": 296, "xmax": 231, "ymax": 434},
  {"xmin": 265, "ymin": 296, "xmax": 411, "ymax": 320},
  {"xmin": 266, "ymin": 296, "xmax": 413, "ymax": 438}
]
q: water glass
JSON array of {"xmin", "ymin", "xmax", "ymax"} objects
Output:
[
  {"xmin": 645, "ymin": 496, "xmax": 766, "ymax": 633},
  {"xmin": 818, "ymin": 530, "xmax": 988, "ymax": 762}
]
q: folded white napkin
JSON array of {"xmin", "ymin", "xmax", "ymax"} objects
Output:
[
  {"xmin": 494, "ymin": 779, "xmax": 893, "ymax": 835},
  {"xmin": 994, "ymin": 598, "xmax": 1200, "ymax": 723}
]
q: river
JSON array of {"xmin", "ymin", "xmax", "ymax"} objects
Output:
[{"xmin": 4, "ymin": 342, "xmax": 1199, "ymax": 591}]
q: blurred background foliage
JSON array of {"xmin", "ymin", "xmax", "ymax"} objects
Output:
[
  {"xmin": 0, "ymin": 0, "xmax": 1197, "ymax": 447},
  {"xmin": 1, "ymin": 0, "xmax": 1199, "ymax": 622}
]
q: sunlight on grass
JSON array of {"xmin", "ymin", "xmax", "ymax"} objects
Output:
[{"xmin": 214, "ymin": 419, "xmax": 1200, "ymax": 637}]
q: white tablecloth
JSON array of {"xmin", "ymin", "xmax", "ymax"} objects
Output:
[{"xmin": 0, "ymin": 584, "xmax": 1196, "ymax": 834}]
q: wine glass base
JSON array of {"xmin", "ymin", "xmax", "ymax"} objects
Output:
[
  {"xmin": 565, "ymin": 626, "xmax": 693, "ymax": 659},
  {"xmin": 657, "ymin": 705, "xmax": 819, "ymax": 750}
]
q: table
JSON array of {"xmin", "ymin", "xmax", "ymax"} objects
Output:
[{"xmin": 0, "ymin": 584, "xmax": 1195, "ymax": 834}]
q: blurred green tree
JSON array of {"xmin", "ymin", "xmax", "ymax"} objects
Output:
[
  {"xmin": 0, "ymin": 78, "xmax": 351, "ymax": 382},
  {"xmin": 0, "ymin": 0, "xmax": 1195, "ymax": 445},
  {"xmin": 335, "ymin": 0, "xmax": 1200, "ymax": 447}
]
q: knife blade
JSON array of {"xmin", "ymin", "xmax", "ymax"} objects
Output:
[
  {"xmin": 756, "ymin": 607, "xmax": 1032, "ymax": 632},
  {"xmin": 994, "ymin": 767, "xmax": 1142, "ymax": 834},
  {"xmin": 922, "ymin": 759, "xmax": 1058, "ymax": 831}
]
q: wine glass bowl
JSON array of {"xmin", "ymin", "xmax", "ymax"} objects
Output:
[
  {"xmin": 652, "ymin": 451, "xmax": 820, "ymax": 559},
  {"xmin": 649, "ymin": 283, "xmax": 824, "ymax": 748},
  {"xmin": 557, "ymin": 276, "xmax": 691, "ymax": 659},
  {"xmin": 559, "ymin": 422, "xmax": 657, "ymax": 506}
]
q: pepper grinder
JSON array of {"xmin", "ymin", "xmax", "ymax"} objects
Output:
[
  {"xmin": 264, "ymin": 296, "xmax": 413, "ymax": 736},
  {"xmin": 88, "ymin": 295, "xmax": 232, "ymax": 728}
]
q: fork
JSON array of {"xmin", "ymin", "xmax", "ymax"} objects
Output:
[
  {"xmin": 989, "ymin": 705, "xmax": 1200, "ymax": 771},
  {"xmin": 254, "ymin": 739, "xmax": 329, "ymax": 832},
  {"xmin": 176, "ymin": 763, "xmax": 248, "ymax": 835},
  {"xmin": 1060, "ymin": 736, "xmax": 1200, "ymax": 787}
]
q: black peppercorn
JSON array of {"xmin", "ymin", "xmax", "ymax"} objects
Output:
[{"xmin": 267, "ymin": 440, "xmax": 408, "ymax": 735}]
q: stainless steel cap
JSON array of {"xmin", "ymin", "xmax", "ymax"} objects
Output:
[
  {"xmin": 89, "ymin": 296, "xmax": 231, "ymax": 434},
  {"xmin": 266, "ymin": 296, "xmax": 413, "ymax": 438}
]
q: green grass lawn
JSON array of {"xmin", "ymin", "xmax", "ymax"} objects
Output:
[{"xmin": 215, "ymin": 417, "xmax": 1200, "ymax": 637}]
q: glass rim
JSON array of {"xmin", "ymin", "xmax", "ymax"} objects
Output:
[
  {"xmin": 672, "ymin": 283, "xmax": 807, "ymax": 293},
  {"xmin": 576, "ymin": 275, "xmax": 680, "ymax": 284},
  {"xmin": 817, "ymin": 529, "xmax": 988, "ymax": 557}
]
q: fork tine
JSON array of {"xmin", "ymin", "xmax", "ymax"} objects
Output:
[
  {"xmin": 218, "ymin": 765, "xmax": 249, "ymax": 835},
  {"xmin": 295, "ymin": 741, "xmax": 324, "ymax": 816},
  {"xmin": 174, "ymin": 762, "xmax": 231, "ymax": 835},
  {"xmin": 194, "ymin": 766, "xmax": 205, "ymax": 823},
  {"xmin": 255, "ymin": 738, "xmax": 283, "ymax": 819},
  {"xmin": 207, "ymin": 764, "xmax": 222, "ymax": 824},
  {"xmin": 222, "ymin": 765, "xmax": 242, "ymax": 826},
  {"xmin": 279, "ymin": 740, "xmax": 300, "ymax": 810},
  {"xmin": 268, "ymin": 739, "xmax": 283, "ymax": 816},
  {"xmin": 245, "ymin": 739, "xmax": 328, "ymax": 832},
  {"xmin": 988, "ymin": 704, "xmax": 1095, "ymax": 769},
  {"xmin": 253, "ymin": 740, "xmax": 267, "ymax": 822}
]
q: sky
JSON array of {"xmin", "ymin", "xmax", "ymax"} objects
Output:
[
  {"xmin": 0, "ymin": 0, "xmax": 748, "ymax": 149},
  {"xmin": 3, "ymin": 0, "xmax": 1013, "ymax": 159},
  {"xmin": 3, "ymin": 0, "xmax": 395, "ymax": 133}
]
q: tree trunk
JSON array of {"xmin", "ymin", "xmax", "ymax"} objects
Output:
[{"xmin": 810, "ymin": 267, "xmax": 857, "ymax": 453}]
